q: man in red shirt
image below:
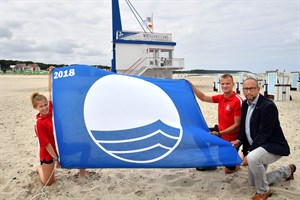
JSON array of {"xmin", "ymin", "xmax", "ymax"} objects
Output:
[{"xmin": 189, "ymin": 74, "xmax": 243, "ymax": 173}]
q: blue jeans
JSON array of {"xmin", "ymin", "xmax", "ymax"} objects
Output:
[{"xmin": 247, "ymin": 147, "xmax": 292, "ymax": 194}]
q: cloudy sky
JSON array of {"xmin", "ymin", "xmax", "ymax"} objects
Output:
[{"xmin": 1, "ymin": 0, "xmax": 299, "ymax": 73}]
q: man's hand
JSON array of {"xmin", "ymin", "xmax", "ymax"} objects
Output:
[
  {"xmin": 242, "ymin": 156, "xmax": 248, "ymax": 166},
  {"xmin": 231, "ymin": 140, "xmax": 241, "ymax": 148},
  {"xmin": 211, "ymin": 131, "xmax": 219, "ymax": 136}
]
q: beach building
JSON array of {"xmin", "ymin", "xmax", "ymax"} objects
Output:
[
  {"xmin": 10, "ymin": 63, "xmax": 26, "ymax": 71},
  {"xmin": 256, "ymin": 73, "xmax": 266, "ymax": 89},
  {"xmin": 28, "ymin": 64, "xmax": 40, "ymax": 72},
  {"xmin": 265, "ymin": 70, "xmax": 292, "ymax": 101},
  {"xmin": 291, "ymin": 71, "xmax": 300, "ymax": 91},
  {"xmin": 235, "ymin": 72, "xmax": 258, "ymax": 94},
  {"xmin": 213, "ymin": 74, "xmax": 221, "ymax": 92},
  {"xmin": 8, "ymin": 63, "xmax": 41, "ymax": 74},
  {"xmin": 111, "ymin": 0, "xmax": 184, "ymax": 78}
]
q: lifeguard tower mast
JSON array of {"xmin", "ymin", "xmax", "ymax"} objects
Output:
[{"xmin": 111, "ymin": 0, "xmax": 184, "ymax": 78}]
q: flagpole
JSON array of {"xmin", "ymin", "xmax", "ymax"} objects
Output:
[{"xmin": 152, "ymin": 12, "xmax": 154, "ymax": 32}]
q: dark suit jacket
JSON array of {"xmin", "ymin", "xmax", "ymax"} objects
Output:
[{"xmin": 238, "ymin": 94, "xmax": 290, "ymax": 156}]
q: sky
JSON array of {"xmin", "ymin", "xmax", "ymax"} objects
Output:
[{"xmin": 1, "ymin": 0, "xmax": 299, "ymax": 73}]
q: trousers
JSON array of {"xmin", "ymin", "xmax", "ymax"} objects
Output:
[{"xmin": 247, "ymin": 147, "xmax": 291, "ymax": 194}]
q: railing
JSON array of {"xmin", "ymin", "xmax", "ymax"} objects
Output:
[
  {"xmin": 123, "ymin": 57, "xmax": 184, "ymax": 76},
  {"xmin": 123, "ymin": 57, "xmax": 147, "ymax": 75}
]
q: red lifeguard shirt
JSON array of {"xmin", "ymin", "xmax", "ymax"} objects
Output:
[
  {"xmin": 35, "ymin": 101, "xmax": 57, "ymax": 162},
  {"xmin": 212, "ymin": 92, "xmax": 243, "ymax": 142}
]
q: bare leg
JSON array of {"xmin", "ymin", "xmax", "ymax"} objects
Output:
[
  {"xmin": 78, "ymin": 169, "xmax": 87, "ymax": 177},
  {"xmin": 37, "ymin": 162, "xmax": 55, "ymax": 186},
  {"xmin": 36, "ymin": 165, "xmax": 42, "ymax": 176}
]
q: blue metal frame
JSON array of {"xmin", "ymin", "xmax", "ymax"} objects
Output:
[
  {"xmin": 112, "ymin": 0, "xmax": 122, "ymax": 72},
  {"xmin": 115, "ymin": 39, "xmax": 176, "ymax": 46}
]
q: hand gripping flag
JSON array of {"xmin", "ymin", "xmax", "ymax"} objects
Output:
[{"xmin": 52, "ymin": 65, "xmax": 242, "ymax": 168}]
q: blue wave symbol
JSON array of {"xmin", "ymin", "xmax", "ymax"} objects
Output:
[{"xmin": 90, "ymin": 120, "xmax": 181, "ymax": 162}]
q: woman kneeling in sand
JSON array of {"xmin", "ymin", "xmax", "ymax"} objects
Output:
[{"xmin": 31, "ymin": 66, "xmax": 85, "ymax": 186}]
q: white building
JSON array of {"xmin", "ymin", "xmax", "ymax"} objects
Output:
[
  {"xmin": 115, "ymin": 31, "xmax": 184, "ymax": 78},
  {"xmin": 112, "ymin": 0, "xmax": 184, "ymax": 78}
]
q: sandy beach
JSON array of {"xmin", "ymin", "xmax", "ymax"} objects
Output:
[{"xmin": 0, "ymin": 74, "xmax": 299, "ymax": 200}]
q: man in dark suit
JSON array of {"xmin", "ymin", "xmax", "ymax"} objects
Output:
[{"xmin": 232, "ymin": 77, "xmax": 296, "ymax": 200}]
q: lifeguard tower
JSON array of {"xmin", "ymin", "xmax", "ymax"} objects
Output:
[{"xmin": 111, "ymin": 0, "xmax": 184, "ymax": 78}]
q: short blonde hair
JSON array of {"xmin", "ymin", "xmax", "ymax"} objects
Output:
[
  {"xmin": 221, "ymin": 74, "xmax": 234, "ymax": 82},
  {"xmin": 30, "ymin": 92, "xmax": 47, "ymax": 108}
]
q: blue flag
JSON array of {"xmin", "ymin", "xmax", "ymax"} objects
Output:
[{"xmin": 52, "ymin": 65, "xmax": 242, "ymax": 168}]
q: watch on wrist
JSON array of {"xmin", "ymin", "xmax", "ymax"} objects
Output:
[
  {"xmin": 53, "ymin": 156, "xmax": 59, "ymax": 161},
  {"xmin": 218, "ymin": 132, "xmax": 221, "ymax": 137}
]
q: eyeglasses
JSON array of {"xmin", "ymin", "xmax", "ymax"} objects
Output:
[{"xmin": 242, "ymin": 87, "xmax": 257, "ymax": 92}]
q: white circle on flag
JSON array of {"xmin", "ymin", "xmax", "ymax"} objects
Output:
[{"xmin": 84, "ymin": 74, "xmax": 182, "ymax": 163}]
